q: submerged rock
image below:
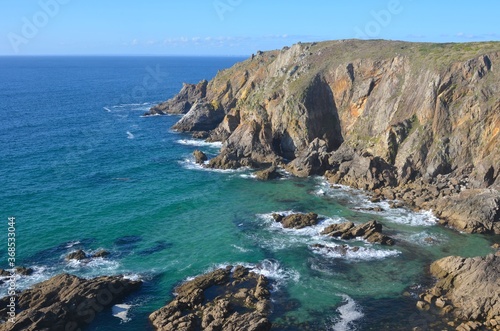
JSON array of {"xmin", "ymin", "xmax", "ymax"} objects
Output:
[
  {"xmin": 66, "ymin": 249, "xmax": 111, "ymax": 261},
  {"xmin": 0, "ymin": 274, "xmax": 142, "ymax": 331},
  {"xmin": 149, "ymin": 266, "xmax": 272, "ymax": 331},
  {"xmin": 0, "ymin": 266, "xmax": 33, "ymax": 277}
]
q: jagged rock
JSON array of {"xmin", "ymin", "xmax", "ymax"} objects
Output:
[
  {"xmin": 254, "ymin": 165, "xmax": 282, "ymax": 180},
  {"xmin": 173, "ymin": 101, "xmax": 226, "ymax": 133},
  {"xmin": 321, "ymin": 221, "xmax": 355, "ymax": 236},
  {"xmin": 286, "ymin": 138, "xmax": 331, "ymax": 177},
  {"xmin": 149, "ymin": 266, "xmax": 271, "ymax": 331},
  {"xmin": 66, "ymin": 249, "xmax": 111, "ymax": 261},
  {"xmin": 146, "ymin": 80, "xmax": 208, "ymax": 115},
  {"xmin": 321, "ymin": 220, "xmax": 395, "ymax": 245},
  {"xmin": 419, "ymin": 254, "xmax": 500, "ymax": 326},
  {"xmin": 273, "ymin": 212, "xmax": 319, "ymax": 229},
  {"xmin": 92, "ymin": 250, "xmax": 111, "ymax": 258},
  {"xmin": 0, "ymin": 267, "xmax": 33, "ymax": 277},
  {"xmin": 193, "ymin": 150, "xmax": 208, "ymax": 164},
  {"xmin": 66, "ymin": 249, "xmax": 87, "ymax": 260},
  {"xmin": 0, "ymin": 274, "xmax": 142, "ymax": 330}
]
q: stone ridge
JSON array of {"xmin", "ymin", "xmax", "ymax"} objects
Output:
[{"xmin": 150, "ymin": 39, "xmax": 500, "ymax": 234}]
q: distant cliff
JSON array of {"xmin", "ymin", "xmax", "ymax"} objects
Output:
[{"xmin": 149, "ymin": 39, "xmax": 500, "ymax": 234}]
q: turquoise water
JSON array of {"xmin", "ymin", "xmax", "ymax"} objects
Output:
[{"xmin": 0, "ymin": 57, "xmax": 495, "ymax": 330}]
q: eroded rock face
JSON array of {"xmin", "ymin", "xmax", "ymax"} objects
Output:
[
  {"xmin": 146, "ymin": 80, "xmax": 208, "ymax": 115},
  {"xmin": 418, "ymin": 254, "xmax": 500, "ymax": 330},
  {"xmin": 0, "ymin": 274, "xmax": 142, "ymax": 331},
  {"xmin": 149, "ymin": 266, "xmax": 272, "ymax": 331}
]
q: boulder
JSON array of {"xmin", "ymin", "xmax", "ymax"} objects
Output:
[
  {"xmin": 0, "ymin": 274, "xmax": 142, "ymax": 330},
  {"xmin": 286, "ymin": 138, "xmax": 331, "ymax": 177},
  {"xmin": 66, "ymin": 249, "xmax": 87, "ymax": 261},
  {"xmin": 193, "ymin": 150, "xmax": 208, "ymax": 164},
  {"xmin": 0, "ymin": 267, "xmax": 33, "ymax": 277},
  {"xmin": 149, "ymin": 266, "xmax": 272, "ymax": 331},
  {"xmin": 255, "ymin": 165, "xmax": 282, "ymax": 180},
  {"xmin": 273, "ymin": 212, "xmax": 319, "ymax": 229}
]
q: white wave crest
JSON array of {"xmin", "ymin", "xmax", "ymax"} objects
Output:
[{"xmin": 331, "ymin": 295, "xmax": 364, "ymax": 331}]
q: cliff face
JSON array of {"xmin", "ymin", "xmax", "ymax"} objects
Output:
[{"xmin": 150, "ymin": 39, "xmax": 500, "ymax": 234}]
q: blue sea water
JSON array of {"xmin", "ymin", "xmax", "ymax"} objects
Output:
[{"xmin": 0, "ymin": 56, "xmax": 496, "ymax": 330}]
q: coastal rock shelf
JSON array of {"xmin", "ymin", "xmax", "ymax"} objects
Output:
[
  {"xmin": 418, "ymin": 254, "xmax": 500, "ymax": 330},
  {"xmin": 0, "ymin": 274, "xmax": 142, "ymax": 331},
  {"xmin": 149, "ymin": 266, "xmax": 272, "ymax": 331}
]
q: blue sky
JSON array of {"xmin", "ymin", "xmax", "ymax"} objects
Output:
[{"xmin": 1, "ymin": 0, "xmax": 499, "ymax": 55}]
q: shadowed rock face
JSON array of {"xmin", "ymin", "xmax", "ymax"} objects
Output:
[
  {"xmin": 153, "ymin": 39, "xmax": 500, "ymax": 234},
  {"xmin": 149, "ymin": 266, "xmax": 272, "ymax": 331},
  {"xmin": 0, "ymin": 274, "xmax": 142, "ymax": 331}
]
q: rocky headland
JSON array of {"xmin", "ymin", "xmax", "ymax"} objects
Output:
[
  {"xmin": 147, "ymin": 39, "xmax": 500, "ymax": 235},
  {"xmin": 0, "ymin": 273, "xmax": 141, "ymax": 331},
  {"xmin": 147, "ymin": 39, "xmax": 500, "ymax": 329}
]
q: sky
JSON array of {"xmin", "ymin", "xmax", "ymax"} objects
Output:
[{"xmin": 1, "ymin": 0, "xmax": 499, "ymax": 56}]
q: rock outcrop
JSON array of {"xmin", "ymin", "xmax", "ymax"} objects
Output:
[
  {"xmin": 149, "ymin": 266, "xmax": 272, "ymax": 331},
  {"xmin": 147, "ymin": 80, "xmax": 208, "ymax": 115},
  {"xmin": 272, "ymin": 212, "xmax": 319, "ymax": 229},
  {"xmin": 193, "ymin": 150, "xmax": 208, "ymax": 164},
  {"xmin": 418, "ymin": 254, "xmax": 500, "ymax": 330},
  {"xmin": 65, "ymin": 249, "xmax": 111, "ymax": 261},
  {"xmin": 153, "ymin": 40, "xmax": 500, "ymax": 234},
  {"xmin": 0, "ymin": 274, "xmax": 142, "ymax": 331},
  {"xmin": 321, "ymin": 220, "xmax": 395, "ymax": 245}
]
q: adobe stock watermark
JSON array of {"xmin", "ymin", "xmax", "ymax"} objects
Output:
[
  {"xmin": 213, "ymin": 0, "xmax": 243, "ymax": 21},
  {"xmin": 114, "ymin": 65, "xmax": 167, "ymax": 105},
  {"xmin": 354, "ymin": 0, "xmax": 411, "ymax": 39},
  {"xmin": 7, "ymin": 0, "xmax": 71, "ymax": 54}
]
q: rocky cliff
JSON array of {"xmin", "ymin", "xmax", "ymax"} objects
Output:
[{"xmin": 149, "ymin": 39, "xmax": 500, "ymax": 234}]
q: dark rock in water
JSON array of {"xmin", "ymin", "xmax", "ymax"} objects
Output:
[
  {"xmin": 191, "ymin": 131, "xmax": 210, "ymax": 139},
  {"xmin": 66, "ymin": 249, "xmax": 111, "ymax": 260},
  {"xmin": 255, "ymin": 165, "xmax": 282, "ymax": 180},
  {"xmin": 311, "ymin": 243, "xmax": 360, "ymax": 256},
  {"xmin": 0, "ymin": 266, "xmax": 34, "ymax": 277},
  {"xmin": 193, "ymin": 149, "xmax": 208, "ymax": 164},
  {"xmin": 92, "ymin": 250, "xmax": 111, "ymax": 258},
  {"xmin": 273, "ymin": 212, "xmax": 319, "ymax": 229},
  {"xmin": 322, "ymin": 220, "xmax": 395, "ymax": 245},
  {"xmin": 0, "ymin": 273, "xmax": 142, "ymax": 331},
  {"xmin": 14, "ymin": 266, "xmax": 34, "ymax": 276},
  {"xmin": 149, "ymin": 265, "xmax": 272, "ymax": 331},
  {"xmin": 115, "ymin": 235, "xmax": 142, "ymax": 245},
  {"xmin": 66, "ymin": 249, "xmax": 87, "ymax": 260}
]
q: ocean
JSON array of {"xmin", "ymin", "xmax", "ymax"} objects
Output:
[{"xmin": 0, "ymin": 56, "xmax": 495, "ymax": 330}]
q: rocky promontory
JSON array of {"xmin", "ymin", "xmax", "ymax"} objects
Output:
[
  {"xmin": 149, "ymin": 265, "xmax": 272, "ymax": 331},
  {"xmin": 417, "ymin": 254, "xmax": 500, "ymax": 330},
  {"xmin": 149, "ymin": 39, "xmax": 500, "ymax": 235},
  {"xmin": 0, "ymin": 273, "xmax": 142, "ymax": 331}
]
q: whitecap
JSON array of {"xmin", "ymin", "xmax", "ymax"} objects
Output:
[
  {"xmin": 176, "ymin": 139, "xmax": 223, "ymax": 148},
  {"xmin": 112, "ymin": 304, "xmax": 132, "ymax": 323},
  {"xmin": 179, "ymin": 159, "xmax": 249, "ymax": 174},
  {"xmin": 310, "ymin": 243, "xmax": 400, "ymax": 261},
  {"xmin": 0, "ymin": 266, "xmax": 55, "ymax": 295},
  {"xmin": 103, "ymin": 107, "xmax": 112, "ymax": 112},
  {"xmin": 231, "ymin": 244, "xmax": 252, "ymax": 253},
  {"xmin": 331, "ymin": 295, "xmax": 364, "ymax": 331},
  {"xmin": 126, "ymin": 131, "xmax": 135, "ymax": 139}
]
